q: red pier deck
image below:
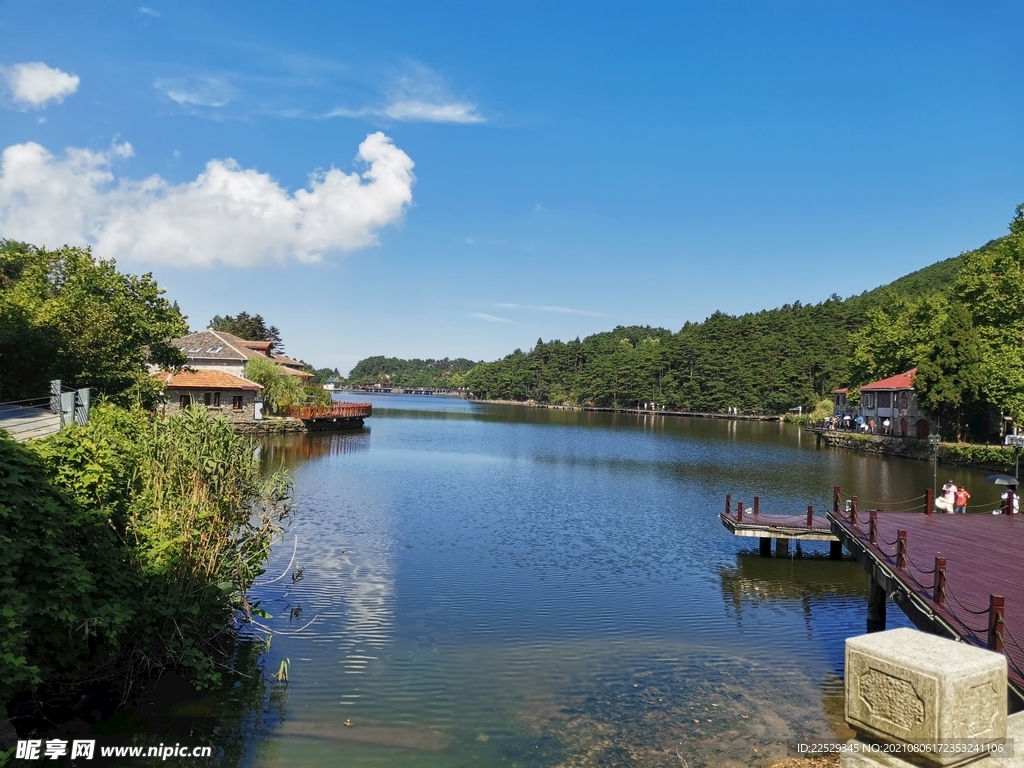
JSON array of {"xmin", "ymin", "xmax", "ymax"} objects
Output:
[
  {"xmin": 719, "ymin": 495, "xmax": 841, "ymax": 557},
  {"xmin": 829, "ymin": 504, "xmax": 1024, "ymax": 700}
]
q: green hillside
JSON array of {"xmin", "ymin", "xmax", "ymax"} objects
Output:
[
  {"xmin": 346, "ymin": 225, "xmax": 1014, "ymax": 417},
  {"xmin": 462, "ymin": 242, "xmax": 980, "ymax": 412}
]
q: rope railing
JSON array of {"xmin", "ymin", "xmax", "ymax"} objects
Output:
[{"xmin": 829, "ymin": 487, "xmax": 1024, "ymax": 673}]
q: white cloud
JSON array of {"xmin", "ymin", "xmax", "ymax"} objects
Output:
[
  {"xmin": 2, "ymin": 62, "xmax": 80, "ymax": 109},
  {"xmin": 138, "ymin": 6, "xmax": 160, "ymax": 16},
  {"xmin": 0, "ymin": 132, "xmax": 415, "ymax": 268},
  {"xmin": 154, "ymin": 76, "xmax": 238, "ymax": 107},
  {"xmin": 384, "ymin": 100, "xmax": 484, "ymax": 124},
  {"xmin": 496, "ymin": 303, "xmax": 604, "ymax": 317},
  {"xmin": 470, "ymin": 313, "xmax": 515, "ymax": 324},
  {"xmin": 327, "ymin": 63, "xmax": 486, "ymax": 125}
]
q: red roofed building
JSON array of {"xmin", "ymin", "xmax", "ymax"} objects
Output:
[
  {"xmin": 166, "ymin": 329, "xmax": 313, "ymax": 384},
  {"xmin": 154, "ymin": 369, "xmax": 264, "ymax": 423},
  {"xmin": 833, "ymin": 368, "xmax": 935, "ymax": 438}
]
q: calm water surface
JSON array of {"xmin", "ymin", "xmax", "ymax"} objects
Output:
[{"xmin": 116, "ymin": 396, "xmax": 1006, "ymax": 767}]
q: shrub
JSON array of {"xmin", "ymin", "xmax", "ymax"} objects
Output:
[{"xmin": 1, "ymin": 404, "xmax": 291, "ymax": 720}]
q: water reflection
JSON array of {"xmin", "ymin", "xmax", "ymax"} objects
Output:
[
  {"xmin": 259, "ymin": 430, "xmax": 370, "ymax": 471},
  {"xmin": 77, "ymin": 398, "xmax": 1004, "ymax": 767}
]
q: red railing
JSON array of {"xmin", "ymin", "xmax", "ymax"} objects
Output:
[{"xmin": 287, "ymin": 402, "xmax": 372, "ymax": 420}]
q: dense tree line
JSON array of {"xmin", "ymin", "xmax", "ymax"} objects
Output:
[
  {"xmin": 847, "ymin": 210, "xmax": 1024, "ymax": 439},
  {"xmin": 347, "ymin": 356, "xmax": 479, "ymax": 388},
  {"xmin": 464, "ymin": 303, "xmax": 861, "ymax": 412}
]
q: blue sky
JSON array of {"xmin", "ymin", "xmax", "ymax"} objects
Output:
[{"xmin": 1, "ymin": 2, "xmax": 1023, "ymax": 373}]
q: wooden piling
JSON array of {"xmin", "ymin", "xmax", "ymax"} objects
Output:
[
  {"xmin": 925, "ymin": 488, "xmax": 934, "ymax": 516},
  {"xmin": 933, "ymin": 557, "xmax": 946, "ymax": 605},
  {"xmin": 806, "ymin": 505, "xmax": 813, "ymax": 528},
  {"xmin": 868, "ymin": 575, "xmax": 886, "ymax": 632},
  {"xmin": 897, "ymin": 530, "xmax": 907, "ymax": 570},
  {"xmin": 737, "ymin": 501, "xmax": 744, "ymax": 522},
  {"xmin": 989, "ymin": 595, "xmax": 1006, "ymax": 652},
  {"xmin": 753, "ymin": 496, "xmax": 759, "ymax": 516}
]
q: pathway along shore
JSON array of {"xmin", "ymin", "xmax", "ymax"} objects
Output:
[{"xmin": 470, "ymin": 398, "xmax": 782, "ymax": 421}]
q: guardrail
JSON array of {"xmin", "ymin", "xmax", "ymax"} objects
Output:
[{"xmin": 286, "ymin": 402, "xmax": 372, "ymax": 420}]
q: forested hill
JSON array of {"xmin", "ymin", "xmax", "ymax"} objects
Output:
[
  {"xmin": 346, "ymin": 356, "xmax": 479, "ymax": 388},
  {"xmin": 463, "ymin": 248, "xmax": 973, "ymax": 413}
]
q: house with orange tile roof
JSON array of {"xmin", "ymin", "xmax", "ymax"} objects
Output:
[
  {"xmin": 154, "ymin": 369, "xmax": 265, "ymax": 423},
  {"xmin": 831, "ymin": 368, "xmax": 936, "ymax": 438}
]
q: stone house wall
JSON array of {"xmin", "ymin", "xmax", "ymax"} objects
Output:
[{"xmin": 161, "ymin": 388, "xmax": 260, "ymax": 424}]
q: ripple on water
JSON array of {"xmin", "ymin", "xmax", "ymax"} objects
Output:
[{"xmin": 241, "ymin": 402, "xmax": 938, "ymax": 766}]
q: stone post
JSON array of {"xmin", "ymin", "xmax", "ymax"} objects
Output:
[{"xmin": 842, "ymin": 628, "xmax": 1007, "ymax": 767}]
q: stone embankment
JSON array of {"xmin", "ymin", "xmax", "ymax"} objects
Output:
[
  {"xmin": 234, "ymin": 418, "xmax": 306, "ymax": 435},
  {"xmin": 816, "ymin": 430, "xmax": 1018, "ymax": 473}
]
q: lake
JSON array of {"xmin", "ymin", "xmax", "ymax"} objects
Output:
[{"xmin": 105, "ymin": 395, "xmax": 1004, "ymax": 767}]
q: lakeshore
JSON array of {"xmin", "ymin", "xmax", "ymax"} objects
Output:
[{"xmin": 62, "ymin": 393, "xmax": 1003, "ymax": 767}]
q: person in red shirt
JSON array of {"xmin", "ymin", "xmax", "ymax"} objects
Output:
[{"xmin": 954, "ymin": 487, "xmax": 970, "ymax": 514}]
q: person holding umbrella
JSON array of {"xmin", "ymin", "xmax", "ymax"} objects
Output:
[{"xmin": 987, "ymin": 474, "xmax": 1020, "ymax": 514}]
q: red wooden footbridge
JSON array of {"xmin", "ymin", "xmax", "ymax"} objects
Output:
[{"xmin": 721, "ymin": 486, "xmax": 1024, "ymax": 701}]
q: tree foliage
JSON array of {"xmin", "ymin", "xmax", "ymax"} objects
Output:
[
  {"xmin": 347, "ymin": 356, "xmax": 479, "ymax": 388},
  {"xmin": 209, "ymin": 312, "xmax": 284, "ymax": 352},
  {"xmin": 1, "ymin": 405, "xmax": 291, "ymax": 719},
  {"xmin": 243, "ymin": 356, "xmax": 304, "ymax": 412},
  {"xmin": 0, "ymin": 242, "xmax": 188, "ymax": 403}
]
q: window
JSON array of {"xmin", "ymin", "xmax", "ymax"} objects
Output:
[
  {"xmin": 232, "ymin": 395, "xmax": 244, "ymax": 411},
  {"xmin": 180, "ymin": 394, "xmax": 191, "ymax": 409},
  {"xmin": 207, "ymin": 346, "xmax": 222, "ymax": 353},
  {"xmin": 188, "ymin": 347, "xmax": 201, "ymax": 353},
  {"xmin": 213, "ymin": 392, "xmax": 221, "ymax": 407},
  {"xmin": 863, "ymin": 392, "xmax": 876, "ymax": 409},
  {"xmin": 203, "ymin": 392, "xmax": 212, "ymax": 406},
  {"xmin": 897, "ymin": 391, "xmax": 909, "ymax": 410},
  {"xmin": 877, "ymin": 391, "xmax": 892, "ymax": 408}
]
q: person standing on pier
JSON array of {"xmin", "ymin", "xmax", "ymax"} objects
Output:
[{"xmin": 954, "ymin": 487, "xmax": 970, "ymax": 514}]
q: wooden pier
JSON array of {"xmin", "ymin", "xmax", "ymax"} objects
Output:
[
  {"xmin": 826, "ymin": 489, "xmax": 1024, "ymax": 702},
  {"xmin": 287, "ymin": 402, "xmax": 372, "ymax": 431},
  {"xmin": 719, "ymin": 494, "xmax": 842, "ymax": 558}
]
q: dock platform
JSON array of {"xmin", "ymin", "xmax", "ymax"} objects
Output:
[
  {"xmin": 719, "ymin": 495, "xmax": 841, "ymax": 557},
  {"xmin": 829, "ymin": 503, "xmax": 1024, "ymax": 700},
  {"xmin": 287, "ymin": 402, "xmax": 372, "ymax": 431}
]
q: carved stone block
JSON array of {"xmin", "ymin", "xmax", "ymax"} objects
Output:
[{"xmin": 846, "ymin": 629, "xmax": 1007, "ymax": 766}]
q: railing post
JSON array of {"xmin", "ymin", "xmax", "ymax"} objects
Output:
[
  {"xmin": 725, "ymin": 494, "xmax": 731, "ymax": 515},
  {"xmin": 737, "ymin": 501, "xmax": 744, "ymax": 522},
  {"xmin": 925, "ymin": 488, "xmax": 934, "ymax": 516},
  {"xmin": 897, "ymin": 530, "xmax": 907, "ymax": 570},
  {"xmin": 933, "ymin": 557, "xmax": 946, "ymax": 605},
  {"xmin": 753, "ymin": 496, "xmax": 759, "ymax": 516},
  {"xmin": 988, "ymin": 594, "xmax": 1005, "ymax": 653},
  {"xmin": 869, "ymin": 510, "xmax": 878, "ymax": 545},
  {"xmin": 807, "ymin": 505, "xmax": 814, "ymax": 528},
  {"xmin": 851, "ymin": 496, "xmax": 859, "ymax": 524},
  {"xmin": 834, "ymin": 485, "xmax": 841, "ymax": 513}
]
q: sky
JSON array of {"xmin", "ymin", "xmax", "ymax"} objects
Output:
[{"xmin": 1, "ymin": 2, "xmax": 1023, "ymax": 374}]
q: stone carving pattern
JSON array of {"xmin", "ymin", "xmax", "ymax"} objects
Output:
[{"xmin": 859, "ymin": 668, "xmax": 926, "ymax": 731}]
